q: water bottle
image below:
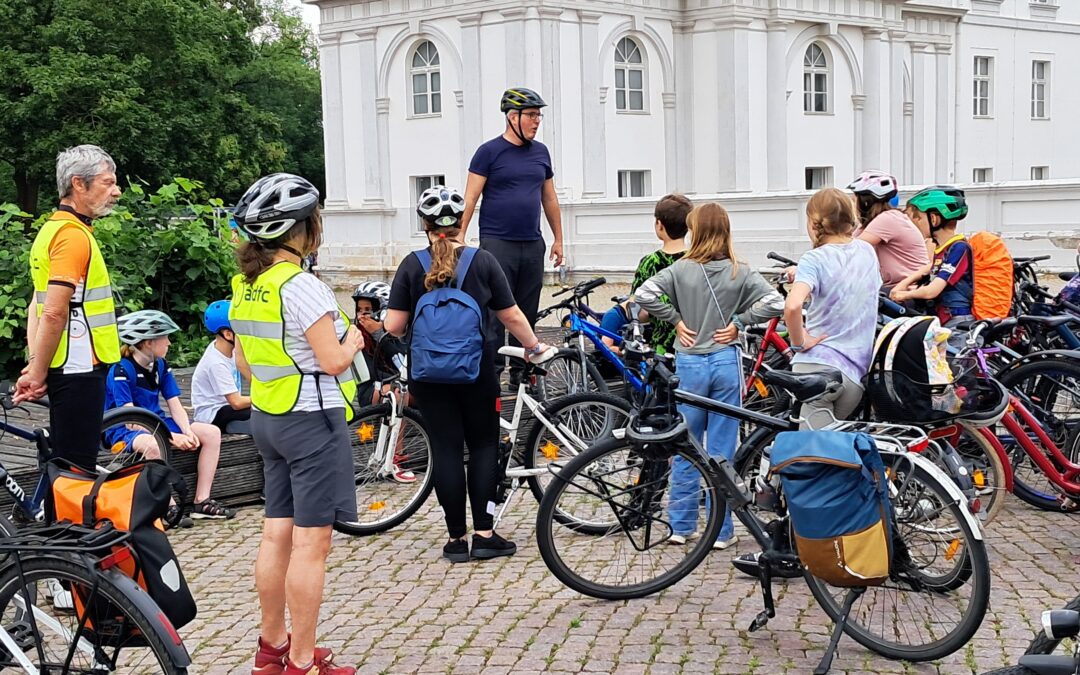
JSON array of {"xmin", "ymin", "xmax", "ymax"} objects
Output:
[{"xmin": 558, "ymin": 265, "xmax": 569, "ymax": 285}]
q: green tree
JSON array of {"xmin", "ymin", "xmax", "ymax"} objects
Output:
[{"xmin": 0, "ymin": 0, "xmax": 323, "ymax": 214}]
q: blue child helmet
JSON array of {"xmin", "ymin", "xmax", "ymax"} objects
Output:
[{"xmin": 204, "ymin": 300, "xmax": 232, "ymax": 334}]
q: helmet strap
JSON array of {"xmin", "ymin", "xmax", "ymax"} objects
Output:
[
  {"xmin": 508, "ymin": 112, "xmax": 531, "ymax": 147},
  {"xmin": 280, "ymin": 243, "xmax": 304, "ymax": 259}
]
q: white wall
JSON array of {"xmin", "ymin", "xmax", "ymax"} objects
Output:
[{"xmin": 307, "ymin": 0, "xmax": 1080, "ymax": 283}]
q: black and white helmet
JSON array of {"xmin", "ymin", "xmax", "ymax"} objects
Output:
[
  {"xmin": 232, "ymin": 173, "xmax": 320, "ymax": 241},
  {"xmin": 416, "ymin": 186, "xmax": 466, "ymax": 227},
  {"xmin": 117, "ymin": 310, "xmax": 181, "ymax": 345},
  {"xmin": 351, "ymin": 281, "xmax": 391, "ymax": 318}
]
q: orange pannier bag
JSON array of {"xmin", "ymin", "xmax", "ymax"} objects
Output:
[
  {"xmin": 941, "ymin": 232, "xmax": 1015, "ymax": 320},
  {"xmin": 47, "ymin": 460, "xmax": 197, "ymax": 629}
]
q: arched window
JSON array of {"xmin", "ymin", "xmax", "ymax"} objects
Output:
[
  {"xmin": 410, "ymin": 40, "xmax": 441, "ymax": 116},
  {"xmin": 614, "ymin": 37, "xmax": 645, "ymax": 111},
  {"xmin": 803, "ymin": 43, "xmax": 829, "ymax": 113}
]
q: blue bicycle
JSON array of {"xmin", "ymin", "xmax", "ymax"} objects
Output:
[{"xmin": 537, "ymin": 277, "xmax": 649, "ymax": 399}]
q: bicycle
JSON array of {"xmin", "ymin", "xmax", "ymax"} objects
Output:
[
  {"xmin": 0, "ymin": 385, "xmax": 172, "ymax": 524},
  {"xmin": 535, "ymin": 342, "xmax": 990, "ymax": 672},
  {"xmin": 333, "ymin": 347, "xmax": 632, "ymax": 536},
  {"xmin": 982, "ymin": 599, "xmax": 1080, "ymax": 674},
  {"xmin": 0, "ymin": 520, "xmax": 191, "ymax": 673}
]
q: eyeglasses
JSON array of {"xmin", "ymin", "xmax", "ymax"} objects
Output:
[{"xmin": 517, "ymin": 111, "xmax": 544, "ymax": 120}]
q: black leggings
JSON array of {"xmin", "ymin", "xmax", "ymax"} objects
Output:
[
  {"xmin": 47, "ymin": 367, "xmax": 107, "ymax": 470},
  {"xmin": 410, "ymin": 376, "xmax": 500, "ymax": 539}
]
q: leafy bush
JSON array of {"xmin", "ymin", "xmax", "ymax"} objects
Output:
[{"xmin": 0, "ymin": 179, "xmax": 239, "ymax": 379}]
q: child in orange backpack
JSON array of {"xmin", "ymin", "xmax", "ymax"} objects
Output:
[{"xmin": 891, "ymin": 187, "xmax": 976, "ymax": 333}]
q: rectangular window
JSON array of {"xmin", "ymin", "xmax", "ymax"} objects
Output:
[
  {"xmin": 1031, "ymin": 60, "xmax": 1050, "ymax": 119},
  {"xmin": 617, "ymin": 170, "xmax": 650, "ymax": 198},
  {"xmin": 804, "ymin": 166, "xmax": 833, "ymax": 190},
  {"xmin": 972, "ymin": 56, "xmax": 992, "ymax": 117},
  {"xmin": 972, "ymin": 168, "xmax": 993, "ymax": 183},
  {"xmin": 1031, "ymin": 166, "xmax": 1050, "ymax": 180},
  {"xmin": 412, "ymin": 174, "xmax": 446, "ymax": 232}
]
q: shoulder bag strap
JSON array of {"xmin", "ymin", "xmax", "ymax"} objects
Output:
[
  {"xmin": 415, "ymin": 249, "xmax": 432, "ymax": 274},
  {"xmin": 699, "ymin": 263, "xmax": 728, "ymax": 329},
  {"xmin": 452, "ymin": 247, "xmax": 478, "ymax": 288}
]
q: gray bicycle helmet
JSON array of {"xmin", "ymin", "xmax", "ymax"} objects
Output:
[
  {"xmin": 416, "ymin": 186, "xmax": 466, "ymax": 227},
  {"xmin": 500, "ymin": 87, "xmax": 547, "ymax": 113},
  {"xmin": 232, "ymin": 173, "xmax": 320, "ymax": 241},
  {"xmin": 117, "ymin": 310, "xmax": 181, "ymax": 345}
]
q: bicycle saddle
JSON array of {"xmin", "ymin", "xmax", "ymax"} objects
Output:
[
  {"xmin": 761, "ymin": 369, "xmax": 843, "ymax": 403},
  {"xmin": 1019, "ymin": 314, "xmax": 1078, "ymax": 329}
]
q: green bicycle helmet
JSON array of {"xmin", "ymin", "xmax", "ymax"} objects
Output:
[
  {"xmin": 499, "ymin": 87, "xmax": 547, "ymax": 113},
  {"xmin": 907, "ymin": 186, "xmax": 969, "ymax": 223}
]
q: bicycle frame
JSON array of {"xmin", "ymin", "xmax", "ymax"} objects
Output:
[
  {"xmin": 563, "ymin": 312, "xmax": 646, "ymax": 392},
  {"xmin": 743, "ymin": 317, "xmax": 792, "ymax": 395},
  {"xmin": 0, "ymin": 416, "xmax": 50, "ymax": 522}
]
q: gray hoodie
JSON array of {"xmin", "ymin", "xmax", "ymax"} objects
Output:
[{"xmin": 636, "ymin": 257, "xmax": 785, "ymax": 354}]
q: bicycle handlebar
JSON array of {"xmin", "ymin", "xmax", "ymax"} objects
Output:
[
  {"xmin": 553, "ymin": 276, "xmax": 606, "ymax": 298},
  {"xmin": 878, "ymin": 295, "xmax": 907, "ymax": 317},
  {"xmin": 767, "ymin": 251, "xmax": 798, "ymax": 267},
  {"xmin": 1014, "ymin": 255, "xmax": 1052, "ymax": 265}
]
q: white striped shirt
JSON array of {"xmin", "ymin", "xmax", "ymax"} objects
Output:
[{"xmin": 278, "ymin": 272, "xmax": 348, "ymax": 412}]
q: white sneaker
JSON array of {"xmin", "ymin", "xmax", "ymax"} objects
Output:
[
  {"xmin": 668, "ymin": 532, "xmax": 696, "ymax": 545},
  {"xmin": 46, "ymin": 578, "xmax": 74, "ymax": 611},
  {"xmin": 713, "ymin": 535, "xmax": 738, "ymax": 550}
]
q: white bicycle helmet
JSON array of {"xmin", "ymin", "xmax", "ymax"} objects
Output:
[
  {"xmin": 847, "ymin": 170, "xmax": 899, "ymax": 201},
  {"xmin": 232, "ymin": 173, "xmax": 320, "ymax": 241},
  {"xmin": 117, "ymin": 310, "xmax": 181, "ymax": 345},
  {"xmin": 351, "ymin": 281, "xmax": 391, "ymax": 319},
  {"xmin": 416, "ymin": 186, "xmax": 466, "ymax": 228}
]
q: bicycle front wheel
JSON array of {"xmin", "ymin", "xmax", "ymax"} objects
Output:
[
  {"xmin": 0, "ymin": 555, "xmax": 187, "ymax": 673},
  {"xmin": 954, "ymin": 422, "xmax": 1008, "ymax": 525},
  {"xmin": 1025, "ymin": 592, "xmax": 1080, "ymax": 657},
  {"xmin": 334, "ymin": 403, "xmax": 434, "ymax": 536},
  {"xmin": 535, "ymin": 436, "xmax": 723, "ymax": 600},
  {"xmin": 523, "ymin": 392, "xmax": 632, "ymax": 532},
  {"xmin": 804, "ymin": 452, "xmax": 991, "ymax": 662},
  {"xmin": 98, "ymin": 407, "xmax": 172, "ymax": 472}
]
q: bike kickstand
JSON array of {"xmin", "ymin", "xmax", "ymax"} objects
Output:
[
  {"xmin": 814, "ymin": 587, "xmax": 864, "ymax": 675},
  {"xmin": 493, "ymin": 482, "xmax": 519, "ymax": 527}
]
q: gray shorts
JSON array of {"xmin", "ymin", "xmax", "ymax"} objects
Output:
[{"xmin": 252, "ymin": 409, "xmax": 358, "ymax": 527}]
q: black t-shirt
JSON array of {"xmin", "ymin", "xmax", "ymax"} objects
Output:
[{"xmin": 388, "ymin": 246, "xmax": 515, "ymax": 383}]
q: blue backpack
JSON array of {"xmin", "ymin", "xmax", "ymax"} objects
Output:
[
  {"xmin": 770, "ymin": 431, "xmax": 893, "ymax": 587},
  {"xmin": 410, "ymin": 247, "xmax": 484, "ymax": 384}
]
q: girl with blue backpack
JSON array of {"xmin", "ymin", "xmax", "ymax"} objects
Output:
[{"xmin": 384, "ymin": 185, "xmax": 556, "ymax": 563}]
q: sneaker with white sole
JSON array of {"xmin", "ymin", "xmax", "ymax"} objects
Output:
[
  {"xmin": 668, "ymin": 532, "xmax": 697, "ymax": 545},
  {"xmin": 713, "ymin": 535, "xmax": 738, "ymax": 550},
  {"xmin": 46, "ymin": 578, "xmax": 74, "ymax": 611}
]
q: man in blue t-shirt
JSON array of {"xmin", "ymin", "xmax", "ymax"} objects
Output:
[{"xmin": 461, "ymin": 87, "xmax": 564, "ymax": 387}]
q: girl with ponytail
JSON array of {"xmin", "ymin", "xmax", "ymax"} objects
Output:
[
  {"xmin": 784, "ymin": 187, "xmax": 881, "ymax": 429},
  {"xmin": 383, "ymin": 185, "xmax": 555, "ymax": 564},
  {"xmin": 636, "ymin": 202, "xmax": 785, "ymax": 550}
]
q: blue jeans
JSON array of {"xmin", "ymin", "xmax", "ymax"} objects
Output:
[{"xmin": 669, "ymin": 349, "xmax": 742, "ymax": 542}]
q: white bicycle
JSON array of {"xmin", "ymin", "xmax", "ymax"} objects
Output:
[{"xmin": 333, "ymin": 347, "xmax": 632, "ymax": 536}]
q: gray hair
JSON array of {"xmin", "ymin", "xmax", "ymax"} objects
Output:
[{"xmin": 55, "ymin": 145, "xmax": 116, "ymax": 199}]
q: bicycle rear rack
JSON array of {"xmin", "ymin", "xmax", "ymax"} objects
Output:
[{"xmin": 0, "ymin": 521, "xmax": 130, "ymax": 556}]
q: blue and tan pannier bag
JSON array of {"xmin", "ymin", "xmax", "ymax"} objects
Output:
[{"xmin": 769, "ymin": 430, "xmax": 893, "ymax": 587}]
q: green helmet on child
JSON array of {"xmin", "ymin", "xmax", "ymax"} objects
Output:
[{"xmin": 907, "ymin": 186, "xmax": 969, "ymax": 229}]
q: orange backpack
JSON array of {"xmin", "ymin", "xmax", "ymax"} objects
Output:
[{"xmin": 940, "ymin": 233, "xmax": 1014, "ymax": 320}]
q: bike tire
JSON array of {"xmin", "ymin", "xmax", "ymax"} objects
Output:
[
  {"xmin": 1026, "ymin": 592, "xmax": 1080, "ymax": 656},
  {"xmin": 0, "ymin": 555, "xmax": 187, "ymax": 673},
  {"xmin": 523, "ymin": 392, "xmax": 632, "ymax": 532},
  {"xmin": 978, "ymin": 668, "xmax": 1040, "ymax": 675},
  {"xmin": 98, "ymin": 406, "xmax": 173, "ymax": 471},
  {"xmin": 333, "ymin": 403, "xmax": 435, "ymax": 536},
  {"xmin": 804, "ymin": 453, "xmax": 991, "ymax": 662},
  {"xmin": 997, "ymin": 356, "xmax": 1080, "ymax": 513},
  {"xmin": 535, "ymin": 348, "xmax": 609, "ymax": 400},
  {"xmin": 535, "ymin": 436, "xmax": 724, "ymax": 600}
]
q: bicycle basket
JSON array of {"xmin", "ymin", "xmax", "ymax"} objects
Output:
[{"xmin": 867, "ymin": 355, "xmax": 1007, "ymax": 426}]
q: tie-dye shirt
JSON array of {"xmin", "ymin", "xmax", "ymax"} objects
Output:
[{"xmin": 792, "ymin": 239, "xmax": 882, "ymax": 383}]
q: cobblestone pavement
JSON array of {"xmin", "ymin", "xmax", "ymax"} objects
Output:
[{"xmin": 172, "ymin": 494, "xmax": 1078, "ymax": 675}]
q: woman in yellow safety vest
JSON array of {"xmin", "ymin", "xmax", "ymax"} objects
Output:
[{"xmin": 229, "ymin": 173, "xmax": 361, "ymax": 675}]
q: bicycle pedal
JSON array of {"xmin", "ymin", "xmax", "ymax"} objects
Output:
[
  {"xmin": 5, "ymin": 620, "xmax": 36, "ymax": 651},
  {"xmin": 748, "ymin": 611, "xmax": 770, "ymax": 632}
]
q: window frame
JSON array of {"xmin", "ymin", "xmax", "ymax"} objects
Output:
[
  {"xmin": 802, "ymin": 43, "xmax": 831, "ymax": 115},
  {"xmin": 972, "ymin": 55, "xmax": 993, "ymax": 118},
  {"xmin": 1031, "ymin": 166, "xmax": 1050, "ymax": 181},
  {"xmin": 408, "ymin": 40, "xmax": 442, "ymax": 119},
  {"xmin": 972, "ymin": 168, "xmax": 993, "ymax": 183},
  {"xmin": 617, "ymin": 170, "xmax": 651, "ymax": 198},
  {"xmin": 1031, "ymin": 59, "xmax": 1050, "ymax": 120},
  {"xmin": 804, "ymin": 166, "xmax": 833, "ymax": 190},
  {"xmin": 411, "ymin": 174, "xmax": 447, "ymax": 233},
  {"xmin": 614, "ymin": 36, "xmax": 647, "ymax": 113}
]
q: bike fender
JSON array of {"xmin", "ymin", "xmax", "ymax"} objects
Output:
[
  {"xmin": 878, "ymin": 449, "xmax": 984, "ymax": 541},
  {"xmin": 102, "ymin": 567, "xmax": 192, "ymax": 668},
  {"xmin": 975, "ymin": 425, "xmax": 1015, "ymax": 491},
  {"xmin": 1017, "ymin": 654, "xmax": 1079, "ymax": 675},
  {"xmin": 995, "ymin": 349, "xmax": 1080, "ymax": 379}
]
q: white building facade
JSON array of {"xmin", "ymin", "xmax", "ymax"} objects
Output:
[{"xmin": 308, "ymin": 0, "xmax": 1080, "ymax": 282}]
